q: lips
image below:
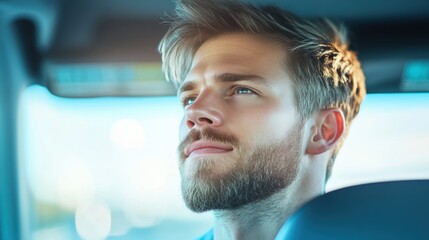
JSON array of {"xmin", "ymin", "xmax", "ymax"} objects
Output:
[{"xmin": 185, "ymin": 140, "xmax": 234, "ymax": 158}]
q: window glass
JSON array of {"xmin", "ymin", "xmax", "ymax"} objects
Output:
[{"xmin": 327, "ymin": 92, "xmax": 429, "ymax": 191}]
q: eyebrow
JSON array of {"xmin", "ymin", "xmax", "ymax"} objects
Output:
[
  {"xmin": 178, "ymin": 73, "xmax": 268, "ymax": 95},
  {"xmin": 178, "ymin": 81, "xmax": 197, "ymax": 96}
]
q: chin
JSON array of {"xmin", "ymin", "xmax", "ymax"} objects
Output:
[{"xmin": 181, "ymin": 154, "xmax": 239, "ymax": 179}]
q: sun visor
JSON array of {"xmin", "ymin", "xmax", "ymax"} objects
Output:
[{"xmin": 44, "ymin": 17, "xmax": 175, "ymax": 97}]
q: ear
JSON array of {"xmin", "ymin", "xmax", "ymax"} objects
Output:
[{"xmin": 306, "ymin": 108, "xmax": 345, "ymax": 155}]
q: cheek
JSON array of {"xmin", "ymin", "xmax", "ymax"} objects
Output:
[
  {"xmin": 224, "ymin": 109, "xmax": 271, "ymax": 145},
  {"xmin": 245, "ymin": 106, "xmax": 299, "ymax": 143}
]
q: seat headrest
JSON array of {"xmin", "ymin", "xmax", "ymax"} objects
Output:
[{"xmin": 275, "ymin": 180, "xmax": 429, "ymax": 240}]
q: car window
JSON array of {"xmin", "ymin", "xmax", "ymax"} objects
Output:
[{"xmin": 327, "ymin": 92, "xmax": 429, "ymax": 191}]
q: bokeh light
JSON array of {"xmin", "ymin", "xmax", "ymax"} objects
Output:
[{"xmin": 75, "ymin": 202, "xmax": 112, "ymax": 240}]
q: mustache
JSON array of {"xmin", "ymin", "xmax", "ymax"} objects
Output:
[{"xmin": 178, "ymin": 128, "xmax": 240, "ymax": 157}]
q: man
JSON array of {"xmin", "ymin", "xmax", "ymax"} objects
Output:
[{"xmin": 158, "ymin": 0, "xmax": 366, "ymax": 239}]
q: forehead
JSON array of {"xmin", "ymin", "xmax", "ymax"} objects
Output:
[{"xmin": 184, "ymin": 32, "xmax": 288, "ymax": 83}]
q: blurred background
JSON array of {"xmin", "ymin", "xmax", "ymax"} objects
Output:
[{"xmin": 1, "ymin": 0, "xmax": 429, "ymax": 239}]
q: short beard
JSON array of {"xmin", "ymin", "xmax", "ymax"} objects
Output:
[{"xmin": 178, "ymin": 125, "xmax": 303, "ymax": 212}]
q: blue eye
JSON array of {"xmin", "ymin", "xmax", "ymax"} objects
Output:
[
  {"xmin": 235, "ymin": 87, "xmax": 254, "ymax": 94},
  {"xmin": 183, "ymin": 97, "xmax": 196, "ymax": 106}
]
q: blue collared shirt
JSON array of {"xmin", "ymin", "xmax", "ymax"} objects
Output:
[{"xmin": 197, "ymin": 229, "xmax": 214, "ymax": 240}]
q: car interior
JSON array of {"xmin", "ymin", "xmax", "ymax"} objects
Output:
[{"xmin": 1, "ymin": 0, "xmax": 429, "ymax": 239}]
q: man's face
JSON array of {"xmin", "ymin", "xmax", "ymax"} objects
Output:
[{"xmin": 177, "ymin": 33, "xmax": 304, "ymax": 212}]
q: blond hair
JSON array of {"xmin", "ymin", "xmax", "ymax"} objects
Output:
[{"xmin": 159, "ymin": 0, "xmax": 366, "ymax": 179}]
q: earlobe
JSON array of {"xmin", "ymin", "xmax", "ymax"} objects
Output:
[{"xmin": 306, "ymin": 109, "xmax": 345, "ymax": 155}]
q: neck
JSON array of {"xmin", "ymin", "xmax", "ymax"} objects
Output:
[{"xmin": 212, "ymin": 186, "xmax": 298, "ymax": 240}]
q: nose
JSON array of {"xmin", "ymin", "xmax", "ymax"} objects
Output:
[{"xmin": 184, "ymin": 90, "xmax": 223, "ymax": 129}]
